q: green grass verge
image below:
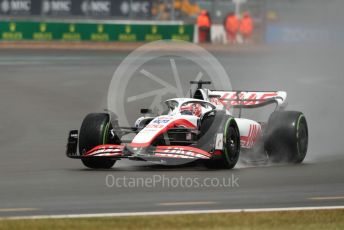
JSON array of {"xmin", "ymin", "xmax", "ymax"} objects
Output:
[{"xmin": 1, "ymin": 210, "xmax": 344, "ymax": 230}]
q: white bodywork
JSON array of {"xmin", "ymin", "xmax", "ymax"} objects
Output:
[
  {"xmin": 194, "ymin": 89, "xmax": 288, "ymax": 149},
  {"xmin": 132, "ymin": 99, "xmax": 214, "ymax": 147},
  {"xmin": 133, "ymin": 88, "xmax": 288, "ymax": 149},
  {"xmin": 235, "ymin": 118, "xmax": 262, "ymax": 149},
  {"xmin": 132, "ymin": 115, "xmax": 197, "ymax": 147}
]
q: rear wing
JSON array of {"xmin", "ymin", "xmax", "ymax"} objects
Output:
[{"xmin": 194, "ymin": 89, "xmax": 287, "ymax": 111}]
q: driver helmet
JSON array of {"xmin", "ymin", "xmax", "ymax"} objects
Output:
[
  {"xmin": 180, "ymin": 104, "xmax": 193, "ymax": 115},
  {"xmin": 180, "ymin": 103, "xmax": 202, "ymax": 117},
  {"xmin": 192, "ymin": 103, "xmax": 202, "ymax": 117}
]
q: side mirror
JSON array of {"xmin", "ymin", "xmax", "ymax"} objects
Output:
[{"xmin": 140, "ymin": 109, "xmax": 152, "ymax": 114}]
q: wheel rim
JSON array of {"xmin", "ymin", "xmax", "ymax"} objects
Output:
[{"xmin": 227, "ymin": 127, "xmax": 239, "ymax": 161}]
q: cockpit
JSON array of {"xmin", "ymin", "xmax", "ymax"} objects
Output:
[{"xmin": 164, "ymin": 99, "xmax": 215, "ymax": 117}]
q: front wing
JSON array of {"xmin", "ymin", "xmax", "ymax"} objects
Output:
[{"xmin": 66, "ymin": 130, "xmax": 212, "ymax": 161}]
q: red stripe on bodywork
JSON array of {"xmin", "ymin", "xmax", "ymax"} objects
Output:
[
  {"xmin": 247, "ymin": 124, "xmax": 253, "ymax": 146},
  {"xmin": 85, "ymin": 144, "xmax": 125, "ymax": 156},
  {"xmin": 156, "ymin": 145, "xmax": 211, "ymax": 158},
  {"xmin": 252, "ymin": 125, "xmax": 259, "ymax": 146},
  {"xmin": 240, "ymin": 124, "xmax": 261, "ymax": 149},
  {"xmin": 250, "ymin": 125, "xmax": 256, "ymax": 147}
]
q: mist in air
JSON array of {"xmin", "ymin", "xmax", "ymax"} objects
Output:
[{"xmin": 222, "ymin": 0, "xmax": 344, "ymax": 162}]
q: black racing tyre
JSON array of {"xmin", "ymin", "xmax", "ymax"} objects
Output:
[
  {"xmin": 79, "ymin": 113, "xmax": 116, "ymax": 169},
  {"xmin": 200, "ymin": 111, "xmax": 240, "ymax": 169},
  {"xmin": 265, "ymin": 111, "xmax": 308, "ymax": 163},
  {"xmin": 222, "ymin": 119, "xmax": 241, "ymax": 168}
]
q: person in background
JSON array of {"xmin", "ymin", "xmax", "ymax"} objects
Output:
[
  {"xmin": 197, "ymin": 10, "xmax": 211, "ymax": 43},
  {"xmin": 224, "ymin": 12, "xmax": 239, "ymax": 44},
  {"xmin": 239, "ymin": 11, "xmax": 254, "ymax": 43}
]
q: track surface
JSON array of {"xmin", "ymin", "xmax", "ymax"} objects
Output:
[{"xmin": 0, "ymin": 47, "xmax": 343, "ymax": 217}]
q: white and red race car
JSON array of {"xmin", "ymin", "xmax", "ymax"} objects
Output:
[{"xmin": 66, "ymin": 81, "xmax": 308, "ymax": 169}]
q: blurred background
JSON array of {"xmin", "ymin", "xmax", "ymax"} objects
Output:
[{"xmin": 0, "ymin": 0, "xmax": 341, "ymax": 45}]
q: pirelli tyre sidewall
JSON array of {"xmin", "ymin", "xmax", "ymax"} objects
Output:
[
  {"xmin": 200, "ymin": 110, "xmax": 240, "ymax": 169},
  {"xmin": 79, "ymin": 113, "xmax": 116, "ymax": 169},
  {"xmin": 265, "ymin": 111, "xmax": 308, "ymax": 163}
]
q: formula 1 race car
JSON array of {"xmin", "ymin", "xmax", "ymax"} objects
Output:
[{"xmin": 66, "ymin": 81, "xmax": 308, "ymax": 169}]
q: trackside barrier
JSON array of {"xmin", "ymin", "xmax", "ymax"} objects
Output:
[{"xmin": 0, "ymin": 21, "xmax": 194, "ymax": 42}]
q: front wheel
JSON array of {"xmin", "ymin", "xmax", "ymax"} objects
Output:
[
  {"xmin": 220, "ymin": 119, "xmax": 241, "ymax": 169},
  {"xmin": 202, "ymin": 114, "xmax": 240, "ymax": 169},
  {"xmin": 265, "ymin": 111, "xmax": 308, "ymax": 163},
  {"xmin": 79, "ymin": 113, "xmax": 117, "ymax": 169}
]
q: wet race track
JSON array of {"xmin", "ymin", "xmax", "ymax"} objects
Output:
[{"xmin": 0, "ymin": 47, "xmax": 343, "ymax": 217}]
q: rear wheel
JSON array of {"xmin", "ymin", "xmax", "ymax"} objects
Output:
[
  {"xmin": 79, "ymin": 113, "xmax": 117, "ymax": 169},
  {"xmin": 265, "ymin": 111, "xmax": 308, "ymax": 163}
]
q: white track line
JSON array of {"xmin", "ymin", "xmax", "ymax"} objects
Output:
[
  {"xmin": 2, "ymin": 206, "xmax": 344, "ymax": 220},
  {"xmin": 159, "ymin": 201, "xmax": 217, "ymax": 206},
  {"xmin": 309, "ymin": 196, "xmax": 344, "ymax": 200},
  {"xmin": 0, "ymin": 208, "xmax": 38, "ymax": 212}
]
